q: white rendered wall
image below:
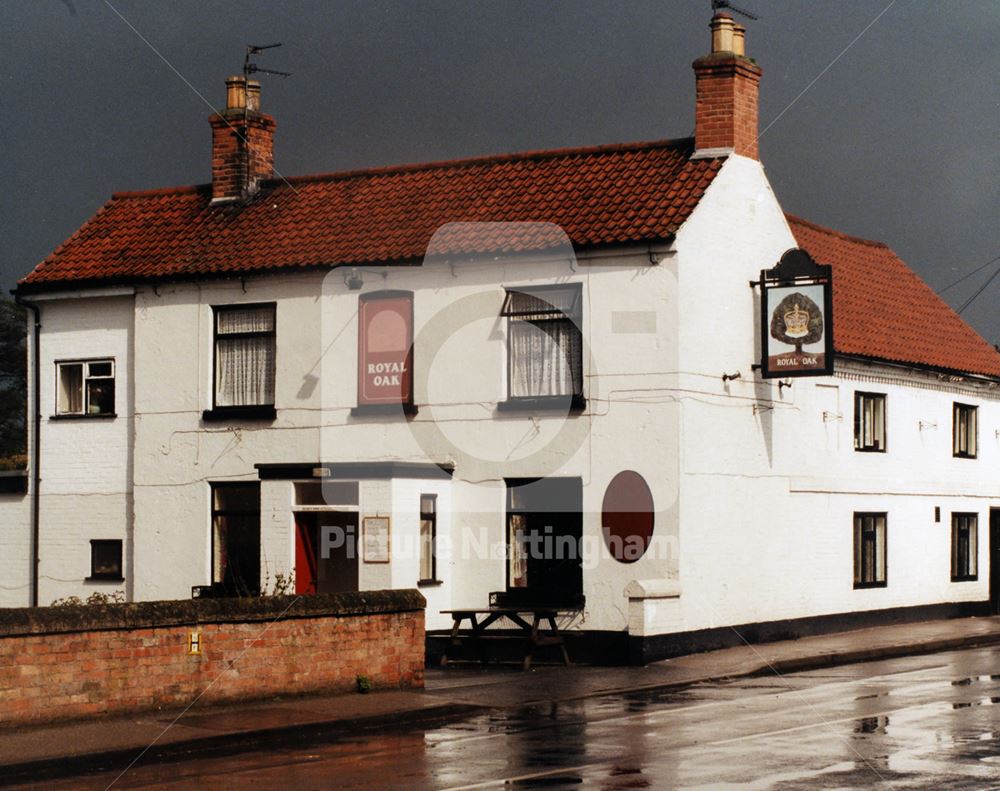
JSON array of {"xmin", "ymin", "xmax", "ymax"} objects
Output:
[
  {"xmin": 0, "ymin": 492, "xmax": 30, "ymax": 607},
  {"xmin": 668, "ymin": 155, "xmax": 999, "ymax": 635},
  {"xmin": 16, "ymin": 154, "xmax": 998, "ymax": 643},
  {"xmin": 33, "ymin": 295, "xmax": 133, "ymax": 605},
  {"xmin": 131, "ymin": 276, "xmax": 325, "ymax": 601},
  {"xmin": 120, "ymin": 247, "xmax": 681, "ymax": 628}
]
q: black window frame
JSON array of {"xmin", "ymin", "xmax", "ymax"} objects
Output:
[
  {"xmin": 53, "ymin": 358, "xmax": 116, "ymax": 419},
  {"xmin": 499, "ymin": 283, "xmax": 585, "ymax": 411},
  {"xmin": 853, "ymin": 391, "xmax": 887, "ymax": 452},
  {"xmin": 86, "ymin": 539, "xmax": 124, "ymax": 582},
  {"xmin": 204, "ymin": 302, "xmax": 277, "ymax": 422},
  {"xmin": 853, "ymin": 512, "xmax": 887, "ymax": 589},
  {"xmin": 210, "ymin": 482, "xmax": 262, "ymax": 596},
  {"xmin": 952, "ymin": 402, "xmax": 978, "ymax": 459},
  {"xmin": 417, "ymin": 493, "xmax": 439, "ymax": 586},
  {"xmin": 951, "ymin": 512, "xmax": 978, "ymax": 582}
]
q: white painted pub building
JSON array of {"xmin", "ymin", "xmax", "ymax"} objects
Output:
[{"xmin": 4, "ymin": 15, "xmax": 999, "ymax": 661}]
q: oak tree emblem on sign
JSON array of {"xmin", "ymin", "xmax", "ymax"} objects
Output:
[{"xmin": 770, "ymin": 291, "xmax": 823, "ymax": 353}]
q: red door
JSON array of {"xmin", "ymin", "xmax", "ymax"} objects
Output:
[
  {"xmin": 295, "ymin": 512, "xmax": 359, "ymax": 594},
  {"xmin": 295, "ymin": 514, "xmax": 319, "ymax": 594}
]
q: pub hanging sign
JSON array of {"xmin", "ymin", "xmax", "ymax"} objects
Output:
[{"xmin": 759, "ymin": 248, "xmax": 834, "ymax": 379}]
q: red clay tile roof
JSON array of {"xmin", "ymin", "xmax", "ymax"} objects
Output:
[
  {"xmin": 19, "ymin": 135, "xmax": 999, "ymax": 378},
  {"xmin": 788, "ymin": 214, "xmax": 1000, "ymax": 378},
  {"xmin": 19, "ymin": 138, "xmax": 721, "ymax": 288}
]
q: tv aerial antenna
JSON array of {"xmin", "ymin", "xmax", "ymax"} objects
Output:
[
  {"xmin": 711, "ymin": 0, "xmax": 760, "ymax": 21},
  {"xmin": 243, "ymin": 43, "xmax": 292, "ymax": 79}
]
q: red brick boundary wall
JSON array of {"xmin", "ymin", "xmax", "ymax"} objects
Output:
[{"xmin": 0, "ymin": 590, "xmax": 424, "ymax": 728}]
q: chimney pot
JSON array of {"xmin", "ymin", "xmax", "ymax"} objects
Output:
[
  {"xmin": 225, "ymin": 76, "xmax": 247, "ymax": 112},
  {"xmin": 732, "ymin": 24, "xmax": 746, "ymax": 57},
  {"xmin": 211, "ymin": 76, "xmax": 276, "ymax": 203},
  {"xmin": 246, "ymin": 80, "xmax": 261, "ymax": 112},
  {"xmin": 710, "ymin": 12, "xmax": 735, "ymax": 54},
  {"xmin": 693, "ymin": 14, "xmax": 762, "ymax": 159}
]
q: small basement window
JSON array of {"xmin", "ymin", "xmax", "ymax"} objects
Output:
[
  {"xmin": 57, "ymin": 359, "xmax": 115, "ymax": 416},
  {"xmin": 88, "ymin": 539, "xmax": 123, "ymax": 581}
]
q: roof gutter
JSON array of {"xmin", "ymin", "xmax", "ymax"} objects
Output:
[
  {"xmin": 15, "ymin": 237, "xmax": 682, "ymax": 297},
  {"xmin": 12, "ymin": 291, "xmax": 41, "ymax": 607},
  {"xmin": 836, "ymin": 353, "xmax": 1000, "ymax": 387}
]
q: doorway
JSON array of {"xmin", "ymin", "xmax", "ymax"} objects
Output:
[
  {"xmin": 504, "ymin": 477, "xmax": 583, "ymax": 607},
  {"xmin": 295, "ymin": 511, "xmax": 359, "ymax": 594},
  {"xmin": 990, "ymin": 508, "xmax": 1000, "ymax": 615}
]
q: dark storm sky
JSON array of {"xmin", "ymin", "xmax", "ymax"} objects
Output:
[{"xmin": 3, "ymin": 1, "xmax": 998, "ymax": 339}]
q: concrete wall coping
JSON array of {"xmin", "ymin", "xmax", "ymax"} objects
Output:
[
  {"xmin": 0, "ymin": 590, "xmax": 426, "ymax": 638},
  {"xmin": 625, "ymin": 579, "xmax": 682, "ymax": 600}
]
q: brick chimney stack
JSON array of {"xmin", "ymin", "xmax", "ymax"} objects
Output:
[
  {"xmin": 209, "ymin": 76, "xmax": 276, "ymax": 203},
  {"xmin": 692, "ymin": 12, "xmax": 762, "ymax": 159}
]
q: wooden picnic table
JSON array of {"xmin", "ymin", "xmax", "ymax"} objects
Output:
[{"xmin": 439, "ymin": 606, "xmax": 579, "ymax": 670}]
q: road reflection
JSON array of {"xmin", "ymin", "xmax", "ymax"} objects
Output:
[{"xmin": 13, "ymin": 646, "xmax": 1000, "ymax": 790}]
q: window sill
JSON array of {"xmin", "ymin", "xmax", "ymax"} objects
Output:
[
  {"xmin": 202, "ymin": 405, "xmax": 276, "ymax": 422},
  {"xmin": 350, "ymin": 403, "xmax": 418, "ymax": 417},
  {"xmin": 853, "ymin": 447, "xmax": 886, "ymax": 453},
  {"xmin": 497, "ymin": 395, "xmax": 586, "ymax": 413},
  {"xmin": 953, "ymin": 453, "xmax": 978, "ymax": 460},
  {"xmin": 951, "ymin": 576, "xmax": 978, "ymax": 583},
  {"xmin": 50, "ymin": 413, "xmax": 117, "ymax": 421},
  {"xmin": 417, "ymin": 579, "xmax": 443, "ymax": 588},
  {"xmin": 85, "ymin": 576, "xmax": 124, "ymax": 583},
  {"xmin": 853, "ymin": 581, "xmax": 887, "ymax": 589}
]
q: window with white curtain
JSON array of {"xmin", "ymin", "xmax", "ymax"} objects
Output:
[
  {"xmin": 213, "ymin": 304, "xmax": 276, "ymax": 408},
  {"xmin": 501, "ymin": 285, "xmax": 582, "ymax": 400}
]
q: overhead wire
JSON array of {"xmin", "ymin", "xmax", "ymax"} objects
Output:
[
  {"xmin": 937, "ymin": 253, "xmax": 1000, "ymax": 295},
  {"xmin": 957, "ymin": 264, "xmax": 1000, "ymax": 315}
]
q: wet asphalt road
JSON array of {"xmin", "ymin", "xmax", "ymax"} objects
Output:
[{"xmin": 18, "ymin": 645, "xmax": 1000, "ymax": 790}]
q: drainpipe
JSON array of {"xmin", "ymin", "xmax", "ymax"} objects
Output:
[{"xmin": 13, "ymin": 292, "xmax": 40, "ymax": 608}]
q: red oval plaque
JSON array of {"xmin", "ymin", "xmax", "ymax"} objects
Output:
[{"xmin": 601, "ymin": 471, "xmax": 654, "ymax": 563}]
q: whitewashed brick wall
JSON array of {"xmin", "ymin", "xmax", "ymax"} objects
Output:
[{"xmin": 33, "ymin": 294, "xmax": 133, "ymax": 605}]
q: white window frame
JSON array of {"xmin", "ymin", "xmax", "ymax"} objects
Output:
[{"xmin": 55, "ymin": 358, "xmax": 115, "ymax": 416}]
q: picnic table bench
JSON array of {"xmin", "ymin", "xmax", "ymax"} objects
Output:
[{"xmin": 439, "ymin": 605, "xmax": 581, "ymax": 670}]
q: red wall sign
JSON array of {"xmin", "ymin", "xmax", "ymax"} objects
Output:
[
  {"xmin": 358, "ymin": 292, "xmax": 413, "ymax": 406},
  {"xmin": 601, "ymin": 470, "xmax": 655, "ymax": 563}
]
